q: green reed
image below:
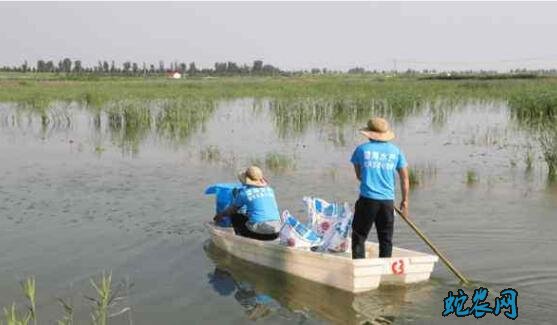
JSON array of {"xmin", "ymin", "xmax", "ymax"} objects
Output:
[
  {"xmin": 264, "ymin": 152, "xmax": 296, "ymax": 174},
  {"xmin": 56, "ymin": 298, "xmax": 73, "ymax": 325},
  {"xmin": 466, "ymin": 169, "xmax": 479, "ymax": 186},
  {"xmin": 88, "ymin": 272, "xmax": 112, "ymax": 325},
  {"xmin": 200, "ymin": 145, "xmax": 222, "ymax": 162},
  {"xmin": 408, "ymin": 168, "xmax": 420, "ymax": 187},
  {"xmin": 155, "ymin": 100, "xmax": 216, "ymax": 144},
  {"xmin": 509, "ymin": 88, "xmax": 557, "ymax": 180},
  {"xmin": 540, "ymin": 130, "xmax": 557, "ymax": 181},
  {"xmin": 21, "ymin": 278, "xmax": 37, "ymax": 325},
  {"xmin": 1, "ymin": 273, "xmax": 129, "ymax": 325},
  {"xmin": 3, "ymin": 74, "xmax": 556, "ymax": 109},
  {"xmin": 2, "ymin": 303, "xmax": 31, "ymax": 325},
  {"xmin": 408, "ymin": 163, "xmax": 438, "ymax": 187}
]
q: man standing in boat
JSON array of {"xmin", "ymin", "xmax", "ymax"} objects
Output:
[
  {"xmin": 351, "ymin": 117, "xmax": 409, "ymax": 259},
  {"xmin": 214, "ymin": 166, "xmax": 282, "ymax": 241}
]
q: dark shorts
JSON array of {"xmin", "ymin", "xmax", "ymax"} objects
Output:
[
  {"xmin": 230, "ymin": 214, "xmax": 279, "ymax": 241},
  {"xmin": 351, "ymin": 196, "xmax": 394, "ymax": 258}
]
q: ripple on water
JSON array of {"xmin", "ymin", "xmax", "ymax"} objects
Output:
[{"xmin": 1, "ymin": 100, "xmax": 556, "ymax": 323}]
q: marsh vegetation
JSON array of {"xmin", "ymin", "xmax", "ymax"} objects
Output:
[{"xmin": 0, "ymin": 273, "xmax": 130, "ymax": 325}]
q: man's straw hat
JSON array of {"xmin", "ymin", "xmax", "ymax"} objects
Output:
[
  {"xmin": 360, "ymin": 117, "xmax": 395, "ymax": 141},
  {"xmin": 238, "ymin": 166, "xmax": 268, "ymax": 187}
]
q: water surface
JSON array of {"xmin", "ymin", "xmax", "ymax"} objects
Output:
[{"xmin": 0, "ymin": 99, "xmax": 556, "ymax": 324}]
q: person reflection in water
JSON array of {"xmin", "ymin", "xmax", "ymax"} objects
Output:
[{"xmin": 208, "ymin": 267, "xmax": 279, "ymax": 320}]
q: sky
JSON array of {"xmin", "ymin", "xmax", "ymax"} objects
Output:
[{"xmin": 1, "ymin": 1, "xmax": 557, "ymax": 72}]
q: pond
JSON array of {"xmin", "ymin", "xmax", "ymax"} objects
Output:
[{"xmin": 0, "ymin": 98, "xmax": 556, "ymax": 324}]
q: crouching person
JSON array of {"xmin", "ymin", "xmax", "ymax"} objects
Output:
[{"xmin": 214, "ymin": 166, "xmax": 281, "ymax": 241}]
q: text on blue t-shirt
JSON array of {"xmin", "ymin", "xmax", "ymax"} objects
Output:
[
  {"xmin": 233, "ymin": 186, "xmax": 281, "ymax": 223},
  {"xmin": 350, "ymin": 141, "xmax": 407, "ymax": 200}
]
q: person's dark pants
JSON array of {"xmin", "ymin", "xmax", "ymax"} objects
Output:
[
  {"xmin": 351, "ymin": 196, "xmax": 394, "ymax": 259},
  {"xmin": 230, "ymin": 214, "xmax": 279, "ymax": 241}
]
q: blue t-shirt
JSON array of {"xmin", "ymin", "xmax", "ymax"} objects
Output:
[
  {"xmin": 350, "ymin": 141, "xmax": 408, "ymax": 200},
  {"xmin": 233, "ymin": 186, "xmax": 281, "ymax": 224}
]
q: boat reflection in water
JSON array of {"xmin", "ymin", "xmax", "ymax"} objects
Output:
[
  {"xmin": 204, "ymin": 241, "xmax": 439, "ymax": 324},
  {"xmin": 208, "ymin": 267, "xmax": 282, "ymax": 321}
]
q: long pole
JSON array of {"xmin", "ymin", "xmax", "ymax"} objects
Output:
[{"xmin": 394, "ymin": 207, "xmax": 470, "ymax": 285}]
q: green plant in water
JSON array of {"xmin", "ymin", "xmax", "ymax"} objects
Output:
[
  {"xmin": 20, "ymin": 277, "xmax": 37, "ymax": 325},
  {"xmin": 408, "ymin": 168, "xmax": 421, "ymax": 187},
  {"xmin": 408, "ymin": 163, "xmax": 437, "ymax": 188},
  {"xmin": 88, "ymin": 272, "xmax": 112, "ymax": 325},
  {"xmin": 466, "ymin": 169, "xmax": 479, "ymax": 185},
  {"xmin": 1, "ymin": 276, "xmax": 37, "ymax": 325},
  {"xmin": 525, "ymin": 150, "xmax": 534, "ymax": 173},
  {"xmin": 200, "ymin": 145, "xmax": 221, "ymax": 162},
  {"xmin": 2, "ymin": 303, "xmax": 31, "ymax": 325},
  {"xmin": 1, "ymin": 273, "xmax": 131, "ymax": 325},
  {"xmin": 87, "ymin": 271, "xmax": 130, "ymax": 325},
  {"xmin": 509, "ymin": 88, "xmax": 557, "ymax": 181},
  {"xmin": 56, "ymin": 298, "xmax": 73, "ymax": 325},
  {"xmin": 264, "ymin": 152, "xmax": 295, "ymax": 174},
  {"xmin": 540, "ymin": 130, "xmax": 557, "ymax": 182}
]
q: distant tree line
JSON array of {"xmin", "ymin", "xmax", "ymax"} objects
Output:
[
  {"xmin": 1, "ymin": 58, "xmax": 557, "ymax": 77},
  {"xmin": 0, "ymin": 58, "xmax": 286, "ymax": 76}
]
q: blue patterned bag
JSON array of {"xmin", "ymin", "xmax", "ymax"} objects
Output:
[
  {"xmin": 279, "ymin": 210, "xmax": 323, "ymax": 248},
  {"xmin": 304, "ymin": 197, "xmax": 353, "ymax": 252}
]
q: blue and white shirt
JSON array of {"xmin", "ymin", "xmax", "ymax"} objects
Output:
[{"xmin": 351, "ymin": 140, "xmax": 407, "ymax": 200}]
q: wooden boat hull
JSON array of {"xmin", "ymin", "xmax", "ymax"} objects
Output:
[{"xmin": 206, "ymin": 222, "xmax": 438, "ymax": 293}]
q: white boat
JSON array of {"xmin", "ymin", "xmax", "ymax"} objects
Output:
[{"xmin": 206, "ymin": 222, "xmax": 439, "ymax": 293}]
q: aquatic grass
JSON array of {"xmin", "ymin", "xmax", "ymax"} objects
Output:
[
  {"xmin": 509, "ymin": 89, "xmax": 557, "ymax": 128},
  {"xmin": 408, "ymin": 168, "xmax": 420, "ymax": 187},
  {"xmin": 87, "ymin": 271, "xmax": 131, "ymax": 325},
  {"xmin": 509, "ymin": 88, "xmax": 557, "ymax": 180},
  {"xmin": 270, "ymin": 96, "xmax": 426, "ymax": 139},
  {"xmin": 105, "ymin": 102, "xmax": 152, "ymax": 156},
  {"xmin": 3, "ymin": 98, "xmax": 216, "ymax": 155},
  {"xmin": 88, "ymin": 272, "xmax": 112, "ymax": 325},
  {"xmin": 1, "ymin": 273, "xmax": 130, "ymax": 325},
  {"xmin": 540, "ymin": 130, "xmax": 557, "ymax": 182},
  {"xmin": 2, "ymin": 303, "xmax": 31, "ymax": 325},
  {"xmin": 155, "ymin": 100, "xmax": 216, "ymax": 144},
  {"xmin": 20, "ymin": 277, "xmax": 37, "ymax": 325},
  {"xmin": 264, "ymin": 152, "xmax": 296, "ymax": 174},
  {"xmin": 4, "ymin": 74, "xmax": 557, "ymax": 110},
  {"xmin": 5, "ymin": 74, "xmax": 557, "ymax": 161},
  {"xmin": 83, "ymin": 92, "xmax": 107, "ymax": 108},
  {"xmin": 408, "ymin": 163, "xmax": 438, "ymax": 187},
  {"xmin": 466, "ymin": 169, "xmax": 479, "ymax": 186},
  {"xmin": 200, "ymin": 145, "xmax": 222, "ymax": 162},
  {"xmin": 0, "ymin": 277, "xmax": 36, "ymax": 325},
  {"xmin": 94, "ymin": 146, "xmax": 106, "ymax": 154},
  {"xmin": 525, "ymin": 150, "xmax": 534, "ymax": 173},
  {"xmin": 56, "ymin": 298, "xmax": 73, "ymax": 325}
]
